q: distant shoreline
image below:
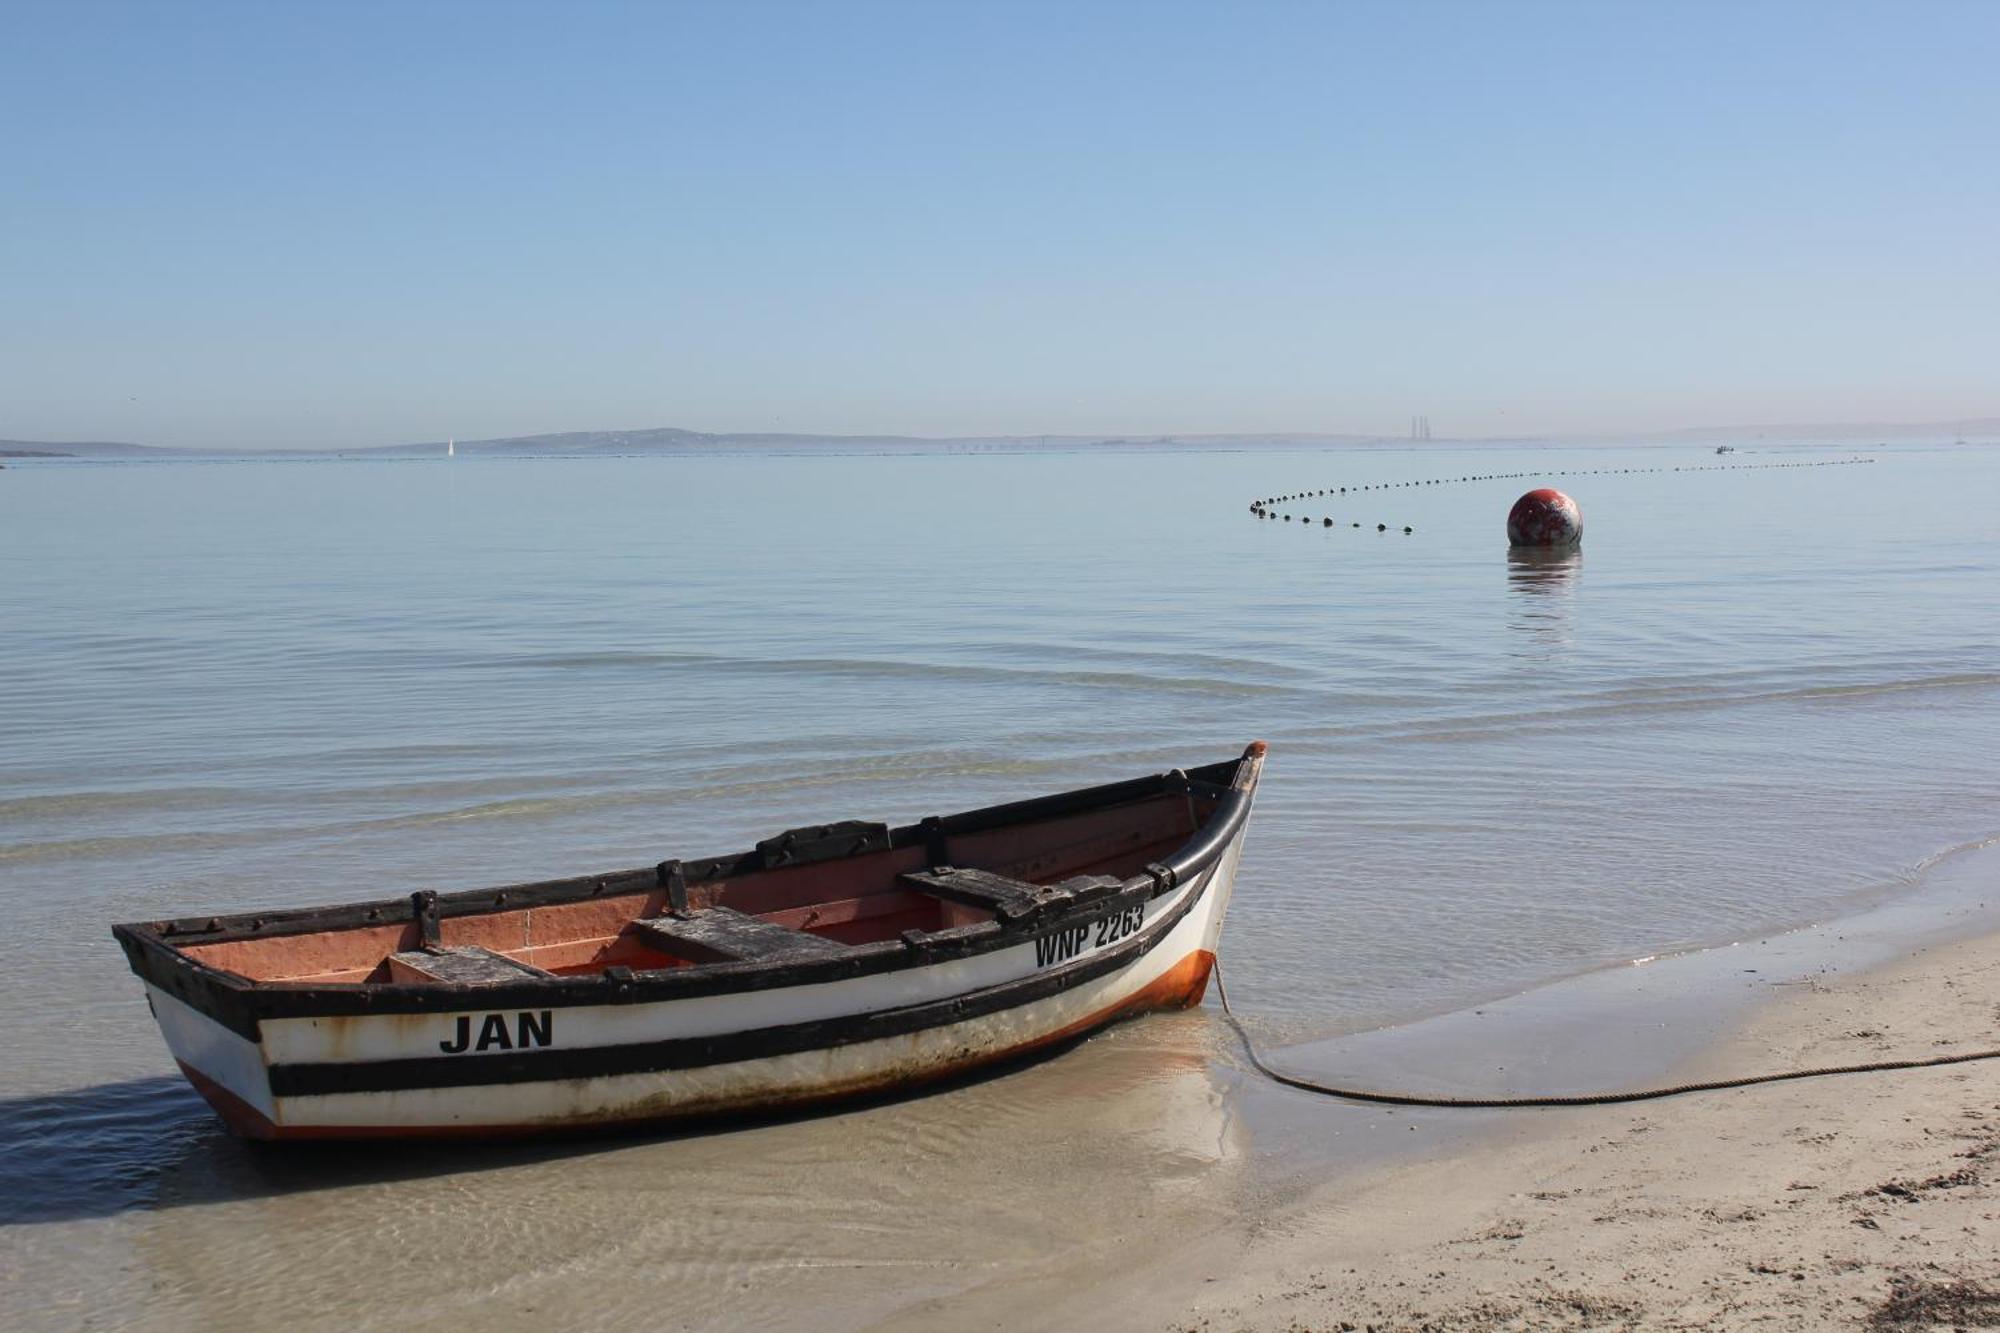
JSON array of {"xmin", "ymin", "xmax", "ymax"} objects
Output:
[
  {"xmin": 2, "ymin": 435, "xmax": 1991, "ymax": 464},
  {"xmin": 2, "ymin": 417, "xmax": 1995, "ymax": 460}
]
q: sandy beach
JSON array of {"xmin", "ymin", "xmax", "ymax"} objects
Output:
[{"xmin": 1089, "ymin": 929, "xmax": 2000, "ymax": 1331}]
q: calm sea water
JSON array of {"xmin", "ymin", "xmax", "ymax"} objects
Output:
[{"xmin": 3, "ymin": 443, "xmax": 1997, "ymax": 1328}]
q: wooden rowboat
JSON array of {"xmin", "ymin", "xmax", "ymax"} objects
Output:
[{"xmin": 114, "ymin": 743, "xmax": 1266, "ymax": 1140}]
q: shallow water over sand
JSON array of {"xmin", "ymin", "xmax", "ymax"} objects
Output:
[{"xmin": 3, "ymin": 442, "xmax": 1997, "ymax": 1327}]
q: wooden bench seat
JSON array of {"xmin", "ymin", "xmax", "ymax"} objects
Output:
[
  {"xmin": 897, "ymin": 867, "xmax": 1042, "ymax": 921},
  {"xmin": 386, "ymin": 945, "xmax": 552, "ymax": 986},
  {"xmin": 631, "ymin": 907, "xmax": 854, "ymax": 965},
  {"xmin": 897, "ymin": 867, "xmax": 1125, "ymax": 924}
]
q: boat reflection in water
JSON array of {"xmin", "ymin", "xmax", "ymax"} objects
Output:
[
  {"xmin": 123, "ymin": 1016, "xmax": 1248, "ymax": 1329},
  {"xmin": 1506, "ymin": 547, "xmax": 1582, "ymax": 652}
]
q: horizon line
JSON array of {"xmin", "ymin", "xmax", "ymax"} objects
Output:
[{"xmin": 6, "ymin": 412, "xmax": 1999, "ymax": 455}]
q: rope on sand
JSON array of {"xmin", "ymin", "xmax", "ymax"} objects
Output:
[{"xmin": 1209, "ymin": 959, "xmax": 2000, "ymax": 1109}]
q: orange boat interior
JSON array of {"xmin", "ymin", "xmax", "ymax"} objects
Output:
[{"xmin": 181, "ymin": 785, "xmax": 1218, "ymax": 987}]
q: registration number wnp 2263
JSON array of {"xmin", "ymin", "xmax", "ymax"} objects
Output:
[{"xmin": 1032, "ymin": 900, "xmax": 1145, "ymax": 968}]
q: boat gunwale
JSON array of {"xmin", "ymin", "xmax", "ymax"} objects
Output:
[
  {"xmin": 113, "ymin": 744, "xmax": 1265, "ymax": 1040},
  {"xmin": 264, "ymin": 855, "xmax": 1227, "ymax": 1098}
]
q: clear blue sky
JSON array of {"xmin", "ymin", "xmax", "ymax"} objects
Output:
[{"xmin": 4, "ymin": 0, "xmax": 1995, "ymax": 449}]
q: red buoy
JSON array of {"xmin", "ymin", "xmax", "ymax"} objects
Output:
[{"xmin": 1507, "ymin": 488, "xmax": 1582, "ymax": 548}]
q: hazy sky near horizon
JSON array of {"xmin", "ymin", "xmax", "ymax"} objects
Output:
[{"xmin": 5, "ymin": 0, "xmax": 1996, "ymax": 450}]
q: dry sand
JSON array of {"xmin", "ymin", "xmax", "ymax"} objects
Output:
[{"xmin": 1128, "ymin": 930, "xmax": 2000, "ymax": 1331}]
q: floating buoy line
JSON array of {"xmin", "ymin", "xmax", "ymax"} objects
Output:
[
  {"xmin": 1244, "ymin": 455, "xmax": 1876, "ymax": 536},
  {"xmin": 1223, "ymin": 451, "xmax": 1969, "ymax": 1107}
]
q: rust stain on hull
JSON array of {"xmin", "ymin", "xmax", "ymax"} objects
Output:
[{"xmin": 187, "ymin": 949, "xmax": 1219, "ymax": 1141}]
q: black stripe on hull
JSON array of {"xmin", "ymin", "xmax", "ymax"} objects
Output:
[
  {"xmin": 268, "ymin": 865, "xmax": 1215, "ymax": 1099},
  {"xmin": 117, "ymin": 751, "xmax": 1261, "ymax": 1049}
]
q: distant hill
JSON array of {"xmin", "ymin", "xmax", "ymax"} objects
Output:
[
  {"xmin": 365, "ymin": 428, "xmax": 1404, "ymax": 456},
  {"xmin": 369, "ymin": 427, "xmax": 946, "ymax": 456},
  {"xmin": 3, "ymin": 418, "xmax": 1994, "ymax": 458},
  {"xmin": 5, "ymin": 427, "xmax": 1402, "ymax": 459},
  {"xmin": 0, "ymin": 438, "xmax": 172, "ymax": 458}
]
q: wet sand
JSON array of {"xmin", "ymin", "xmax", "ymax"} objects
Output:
[
  {"xmin": 0, "ymin": 1017, "xmax": 1251, "ymax": 1330},
  {"xmin": 1114, "ymin": 928, "xmax": 2000, "ymax": 1331}
]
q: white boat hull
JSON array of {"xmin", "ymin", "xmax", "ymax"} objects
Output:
[{"xmin": 153, "ymin": 826, "xmax": 1247, "ymax": 1138}]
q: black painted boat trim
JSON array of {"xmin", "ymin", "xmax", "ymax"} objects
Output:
[
  {"xmin": 115, "ymin": 751, "xmax": 1259, "ymax": 1043},
  {"xmin": 266, "ymin": 862, "xmax": 1216, "ymax": 1099}
]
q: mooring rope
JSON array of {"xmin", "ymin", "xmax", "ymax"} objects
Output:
[{"xmin": 1209, "ymin": 959, "xmax": 2000, "ymax": 1108}]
